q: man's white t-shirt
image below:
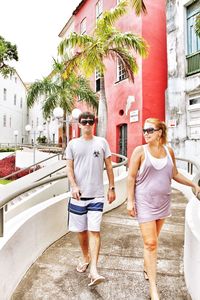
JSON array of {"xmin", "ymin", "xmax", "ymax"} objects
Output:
[{"xmin": 65, "ymin": 136, "xmax": 111, "ymax": 198}]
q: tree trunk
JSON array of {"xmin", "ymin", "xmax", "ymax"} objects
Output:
[
  {"xmin": 62, "ymin": 110, "xmax": 67, "ymax": 151},
  {"xmin": 97, "ymin": 76, "xmax": 107, "ymax": 137}
]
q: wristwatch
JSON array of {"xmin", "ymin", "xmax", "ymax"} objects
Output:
[{"xmin": 109, "ymin": 186, "xmax": 115, "ymax": 191}]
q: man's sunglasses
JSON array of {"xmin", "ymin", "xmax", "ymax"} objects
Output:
[
  {"xmin": 143, "ymin": 128, "xmax": 160, "ymax": 134},
  {"xmin": 80, "ymin": 119, "xmax": 95, "ymax": 126}
]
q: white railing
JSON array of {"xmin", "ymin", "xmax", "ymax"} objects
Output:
[{"xmin": 172, "ymin": 158, "xmax": 200, "ymax": 300}]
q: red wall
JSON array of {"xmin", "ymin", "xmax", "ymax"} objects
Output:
[{"xmin": 72, "ymin": 0, "xmax": 167, "ymax": 159}]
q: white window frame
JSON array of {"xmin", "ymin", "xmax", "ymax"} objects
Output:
[
  {"xmin": 80, "ymin": 18, "xmax": 87, "ymax": 34},
  {"xmin": 14, "ymin": 94, "xmax": 17, "ymax": 105},
  {"xmin": 187, "ymin": 93, "xmax": 200, "ymax": 139},
  {"xmin": 3, "ymin": 115, "xmax": 6, "ymax": 127},
  {"xmin": 117, "ymin": 58, "xmax": 127, "ymax": 81},
  {"xmin": 3, "ymin": 88, "xmax": 7, "ymax": 101},
  {"xmin": 20, "ymin": 97, "xmax": 23, "ymax": 108},
  {"xmin": 96, "ymin": 0, "xmax": 103, "ymax": 20},
  {"xmin": 186, "ymin": 0, "xmax": 200, "ymax": 55},
  {"xmin": 95, "ymin": 69, "xmax": 101, "ymax": 92}
]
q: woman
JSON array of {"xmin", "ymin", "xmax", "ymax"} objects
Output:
[{"xmin": 127, "ymin": 118, "xmax": 200, "ymax": 300}]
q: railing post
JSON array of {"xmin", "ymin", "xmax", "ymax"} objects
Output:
[{"xmin": 0, "ymin": 207, "xmax": 4, "ymax": 237}]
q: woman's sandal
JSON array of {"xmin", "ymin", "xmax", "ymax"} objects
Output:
[
  {"xmin": 143, "ymin": 270, "xmax": 149, "ymax": 280},
  {"xmin": 88, "ymin": 273, "xmax": 106, "ymax": 287}
]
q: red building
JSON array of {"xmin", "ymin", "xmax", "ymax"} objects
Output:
[{"xmin": 60, "ymin": 0, "xmax": 167, "ymax": 159}]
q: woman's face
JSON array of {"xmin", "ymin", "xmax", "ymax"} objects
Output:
[{"xmin": 143, "ymin": 122, "xmax": 160, "ymax": 143}]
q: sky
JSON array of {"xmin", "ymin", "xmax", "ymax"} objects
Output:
[{"xmin": 0, "ymin": 0, "xmax": 81, "ymax": 83}]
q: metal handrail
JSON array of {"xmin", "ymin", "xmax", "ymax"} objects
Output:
[
  {"xmin": 1, "ymin": 153, "xmax": 61, "ymax": 180},
  {"xmin": 176, "ymin": 157, "xmax": 200, "ymax": 174},
  {"xmin": 0, "ymin": 153, "xmax": 128, "ymax": 237},
  {"xmin": 175, "ymin": 157, "xmax": 200, "ymax": 201}
]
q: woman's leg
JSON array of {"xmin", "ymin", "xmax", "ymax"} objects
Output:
[{"xmin": 140, "ymin": 221, "xmax": 159, "ymax": 300}]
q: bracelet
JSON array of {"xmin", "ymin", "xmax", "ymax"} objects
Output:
[{"xmin": 109, "ymin": 186, "xmax": 115, "ymax": 191}]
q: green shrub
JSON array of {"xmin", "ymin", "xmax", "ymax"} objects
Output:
[{"xmin": 37, "ymin": 135, "xmax": 47, "ymax": 144}]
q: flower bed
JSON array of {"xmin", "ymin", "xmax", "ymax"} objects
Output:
[{"xmin": 0, "ymin": 156, "xmax": 40, "ymax": 180}]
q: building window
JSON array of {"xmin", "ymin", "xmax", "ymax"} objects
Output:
[
  {"xmin": 36, "ymin": 117, "xmax": 39, "ymax": 126},
  {"xmin": 32, "ymin": 120, "xmax": 34, "ymax": 128},
  {"xmin": 15, "ymin": 77, "xmax": 17, "ymax": 83},
  {"xmin": 20, "ymin": 97, "xmax": 23, "ymax": 108},
  {"xmin": 14, "ymin": 94, "xmax": 17, "ymax": 105},
  {"xmin": 95, "ymin": 69, "xmax": 101, "ymax": 92},
  {"xmin": 80, "ymin": 18, "xmax": 86, "ymax": 34},
  {"xmin": 3, "ymin": 88, "xmax": 7, "ymax": 101},
  {"xmin": 116, "ymin": 0, "xmax": 122, "ymax": 4},
  {"xmin": 187, "ymin": 95, "xmax": 200, "ymax": 139},
  {"xmin": 9, "ymin": 116, "xmax": 12, "ymax": 128},
  {"xmin": 117, "ymin": 59, "xmax": 127, "ymax": 81},
  {"xmin": 3, "ymin": 115, "xmax": 6, "ymax": 127},
  {"xmin": 96, "ymin": 0, "xmax": 103, "ymax": 20},
  {"xmin": 186, "ymin": 1, "xmax": 200, "ymax": 74}
]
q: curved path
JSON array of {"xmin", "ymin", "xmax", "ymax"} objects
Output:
[{"xmin": 12, "ymin": 189, "xmax": 191, "ymax": 300}]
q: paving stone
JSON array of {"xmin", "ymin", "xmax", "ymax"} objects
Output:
[{"xmin": 11, "ymin": 188, "xmax": 191, "ymax": 300}]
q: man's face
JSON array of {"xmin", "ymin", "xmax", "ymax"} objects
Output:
[{"xmin": 79, "ymin": 117, "xmax": 95, "ymax": 134}]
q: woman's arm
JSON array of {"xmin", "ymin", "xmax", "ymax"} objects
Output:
[
  {"xmin": 127, "ymin": 146, "xmax": 143, "ymax": 216},
  {"xmin": 168, "ymin": 147, "xmax": 200, "ymax": 196}
]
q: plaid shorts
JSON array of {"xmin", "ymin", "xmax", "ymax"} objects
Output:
[{"xmin": 68, "ymin": 197, "xmax": 105, "ymax": 232}]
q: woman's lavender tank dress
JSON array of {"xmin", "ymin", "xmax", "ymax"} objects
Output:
[{"xmin": 135, "ymin": 145, "xmax": 174, "ymax": 223}]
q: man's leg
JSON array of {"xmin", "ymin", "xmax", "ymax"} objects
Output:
[
  {"xmin": 87, "ymin": 197, "xmax": 104, "ymax": 279},
  {"xmin": 88, "ymin": 231, "xmax": 101, "ymax": 277},
  {"xmin": 78, "ymin": 230, "xmax": 90, "ymax": 264}
]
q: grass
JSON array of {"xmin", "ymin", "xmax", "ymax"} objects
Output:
[{"xmin": 0, "ymin": 179, "xmax": 12, "ymax": 185}]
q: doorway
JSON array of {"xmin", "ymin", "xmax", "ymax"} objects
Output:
[{"xmin": 119, "ymin": 124, "xmax": 127, "ymax": 160}]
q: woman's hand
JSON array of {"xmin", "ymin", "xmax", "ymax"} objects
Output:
[
  {"xmin": 127, "ymin": 201, "xmax": 137, "ymax": 217},
  {"xmin": 193, "ymin": 184, "xmax": 200, "ymax": 198}
]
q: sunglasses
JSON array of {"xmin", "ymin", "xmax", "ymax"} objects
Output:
[
  {"xmin": 80, "ymin": 119, "xmax": 95, "ymax": 126},
  {"xmin": 143, "ymin": 128, "xmax": 160, "ymax": 134}
]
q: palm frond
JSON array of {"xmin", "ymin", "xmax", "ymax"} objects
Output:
[
  {"xmin": 42, "ymin": 94, "xmax": 58, "ymax": 119},
  {"xmin": 27, "ymin": 78, "xmax": 57, "ymax": 107},
  {"xmin": 75, "ymin": 76, "xmax": 98, "ymax": 110},
  {"xmin": 130, "ymin": 0, "xmax": 147, "ymax": 15},
  {"xmin": 96, "ymin": 0, "xmax": 128, "ymax": 29},
  {"xmin": 109, "ymin": 48, "xmax": 138, "ymax": 82},
  {"xmin": 58, "ymin": 33, "xmax": 94, "ymax": 55},
  {"xmin": 108, "ymin": 31, "xmax": 148, "ymax": 57}
]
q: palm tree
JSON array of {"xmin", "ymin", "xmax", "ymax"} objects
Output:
[
  {"xmin": 129, "ymin": 0, "xmax": 147, "ymax": 15},
  {"xmin": 196, "ymin": 14, "xmax": 200, "ymax": 37},
  {"xmin": 27, "ymin": 58, "xmax": 98, "ymax": 149},
  {"xmin": 58, "ymin": 0, "xmax": 148, "ymax": 137}
]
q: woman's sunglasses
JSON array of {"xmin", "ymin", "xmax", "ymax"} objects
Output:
[
  {"xmin": 143, "ymin": 128, "xmax": 160, "ymax": 134},
  {"xmin": 80, "ymin": 119, "xmax": 95, "ymax": 126}
]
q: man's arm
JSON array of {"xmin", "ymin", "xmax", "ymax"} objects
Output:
[
  {"xmin": 67, "ymin": 159, "xmax": 81, "ymax": 200},
  {"xmin": 105, "ymin": 156, "xmax": 116, "ymax": 204}
]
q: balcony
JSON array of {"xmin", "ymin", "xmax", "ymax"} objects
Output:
[{"xmin": 186, "ymin": 51, "xmax": 200, "ymax": 75}]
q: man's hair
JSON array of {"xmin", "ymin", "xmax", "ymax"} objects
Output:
[{"xmin": 78, "ymin": 111, "xmax": 95, "ymax": 123}]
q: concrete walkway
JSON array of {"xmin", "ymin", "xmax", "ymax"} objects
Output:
[{"xmin": 12, "ymin": 189, "xmax": 191, "ymax": 300}]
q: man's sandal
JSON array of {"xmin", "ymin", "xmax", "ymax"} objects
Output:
[{"xmin": 76, "ymin": 262, "xmax": 89, "ymax": 273}]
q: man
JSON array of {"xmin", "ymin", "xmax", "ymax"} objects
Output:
[{"xmin": 66, "ymin": 111, "xmax": 116, "ymax": 287}]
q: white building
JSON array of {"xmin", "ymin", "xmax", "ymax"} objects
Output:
[
  {"xmin": 0, "ymin": 72, "xmax": 27, "ymax": 145},
  {"xmin": 166, "ymin": 0, "xmax": 200, "ymax": 160}
]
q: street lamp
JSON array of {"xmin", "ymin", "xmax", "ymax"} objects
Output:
[
  {"xmin": 13, "ymin": 130, "xmax": 19, "ymax": 151},
  {"xmin": 25, "ymin": 124, "xmax": 43, "ymax": 167},
  {"xmin": 53, "ymin": 107, "xmax": 82, "ymax": 145}
]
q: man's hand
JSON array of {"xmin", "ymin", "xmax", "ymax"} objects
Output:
[
  {"xmin": 72, "ymin": 186, "xmax": 81, "ymax": 200},
  {"xmin": 107, "ymin": 190, "xmax": 116, "ymax": 204}
]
